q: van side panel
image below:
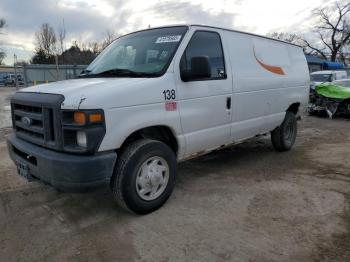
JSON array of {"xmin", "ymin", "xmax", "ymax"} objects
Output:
[
  {"xmin": 97, "ymin": 73, "xmax": 186, "ymax": 159},
  {"xmin": 224, "ymin": 30, "xmax": 309, "ymax": 141}
]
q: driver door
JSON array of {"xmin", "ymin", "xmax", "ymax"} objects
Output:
[{"xmin": 174, "ymin": 30, "xmax": 233, "ymax": 157}]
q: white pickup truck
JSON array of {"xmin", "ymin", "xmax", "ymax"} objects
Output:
[{"xmin": 7, "ymin": 25, "xmax": 309, "ymax": 214}]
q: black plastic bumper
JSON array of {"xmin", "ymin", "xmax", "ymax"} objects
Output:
[{"xmin": 7, "ymin": 134, "xmax": 117, "ymax": 192}]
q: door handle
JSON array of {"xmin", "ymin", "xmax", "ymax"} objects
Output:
[{"xmin": 226, "ymin": 97, "xmax": 231, "ymax": 110}]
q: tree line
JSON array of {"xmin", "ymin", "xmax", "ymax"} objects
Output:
[
  {"xmin": 31, "ymin": 23, "xmax": 117, "ymax": 65},
  {"xmin": 0, "ymin": 18, "xmax": 6, "ymax": 65},
  {"xmin": 0, "ymin": 18, "xmax": 117, "ymax": 65}
]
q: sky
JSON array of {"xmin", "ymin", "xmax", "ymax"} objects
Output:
[{"xmin": 0, "ymin": 0, "xmax": 337, "ymax": 65}]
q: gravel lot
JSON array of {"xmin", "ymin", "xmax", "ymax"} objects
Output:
[{"xmin": 0, "ymin": 87, "xmax": 349, "ymax": 261}]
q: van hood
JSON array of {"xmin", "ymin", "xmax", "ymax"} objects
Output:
[
  {"xmin": 22, "ymin": 78, "xmax": 147, "ymax": 95},
  {"xmin": 18, "ymin": 75, "xmax": 172, "ymax": 110}
]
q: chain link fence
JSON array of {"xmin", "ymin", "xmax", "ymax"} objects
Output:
[{"xmin": 0, "ymin": 64, "xmax": 87, "ymax": 87}]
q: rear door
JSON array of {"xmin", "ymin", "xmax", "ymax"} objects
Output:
[{"xmin": 174, "ymin": 29, "xmax": 233, "ymax": 156}]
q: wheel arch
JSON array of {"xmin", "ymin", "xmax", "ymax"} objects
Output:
[
  {"xmin": 286, "ymin": 102, "xmax": 300, "ymax": 115},
  {"xmin": 118, "ymin": 125, "xmax": 179, "ymax": 156}
]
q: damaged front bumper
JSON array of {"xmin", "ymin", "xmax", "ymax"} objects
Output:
[
  {"xmin": 308, "ymin": 98, "xmax": 350, "ymax": 118},
  {"xmin": 308, "ymin": 83, "xmax": 350, "ymax": 118}
]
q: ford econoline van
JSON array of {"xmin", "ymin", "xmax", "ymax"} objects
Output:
[{"xmin": 7, "ymin": 25, "xmax": 309, "ymax": 214}]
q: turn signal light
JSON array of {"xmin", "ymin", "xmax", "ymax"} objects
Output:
[
  {"xmin": 89, "ymin": 113, "xmax": 103, "ymax": 123},
  {"xmin": 73, "ymin": 112, "xmax": 86, "ymax": 125}
]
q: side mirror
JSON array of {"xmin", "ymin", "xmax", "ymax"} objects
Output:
[{"xmin": 181, "ymin": 56, "xmax": 211, "ymax": 81}]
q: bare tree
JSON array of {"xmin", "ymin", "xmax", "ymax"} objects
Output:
[
  {"xmin": 0, "ymin": 18, "xmax": 6, "ymax": 64},
  {"xmin": 57, "ymin": 20, "xmax": 66, "ymax": 64},
  {"xmin": 302, "ymin": 1, "xmax": 350, "ymax": 61},
  {"xmin": 101, "ymin": 29, "xmax": 118, "ymax": 49},
  {"xmin": 0, "ymin": 52, "xmax": 5, "ymax": 65},
  {"xmin": 267, "ymin": 32, "xmax": 302, "ymax": 45},
  {"xmin": 0, "ymin": 18, "xmax": 5, "ymax": 30},
  {"xmin": 88, "ymin": 41, "xmax": 102, "ymax": 55},
  {"xmin": 35, "ymin": 23, "xmax": 57, "ymax": 57}
]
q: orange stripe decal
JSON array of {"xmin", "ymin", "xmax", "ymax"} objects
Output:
[{"xmin": 253, "ymin": 47, "xmax": 285, "ymax": 75}]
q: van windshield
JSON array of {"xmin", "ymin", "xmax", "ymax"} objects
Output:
[
  {"xmin": 310, "ymin": 74, "xmax": 332, "ymax": 82},
  {"xmin": 82, "ymin": 26, "xmax": 188, "ymax": 78}
]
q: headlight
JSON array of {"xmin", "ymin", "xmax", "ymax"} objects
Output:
[
  {"xmin": 77, "ymin": 131, "xmax": 87, "ymax": 147},
  {"xmin": 62, "ymin": 109, "xmax": 106, "ymax": 154}
]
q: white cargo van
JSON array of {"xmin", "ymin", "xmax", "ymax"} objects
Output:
[{"xmin": 7, "ymin": 25, "xmax": 309, "ymax": 214}]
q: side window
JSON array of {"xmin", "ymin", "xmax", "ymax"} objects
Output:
[{"xmin": 180, "ymin": 31, "xmax": 226, "ymax": 80}]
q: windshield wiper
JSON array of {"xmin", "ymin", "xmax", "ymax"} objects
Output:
[
  {"xmin": 80, "ymin": 69, "xmax": 91, "ymax": 75},
  {"xmin": 79, "ymin": 68, "xmax": 158, "ymax": 78}
]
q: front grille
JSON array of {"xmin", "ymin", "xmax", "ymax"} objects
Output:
[
  {"xmin": 13, "ymin": 104, "xmax": 55, "ymax": 144},
  {"xmin": 11, "ymin": 92, "xmax": 65, "ymax": 150}
]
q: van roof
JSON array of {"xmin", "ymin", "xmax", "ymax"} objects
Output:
[
  {"xmin": 190, "ymin": 24, "xmax": 302, "ymax": 48},
  {"xmin": 125, "ymin": 24, "xmax": 303, "ymax": 49}
]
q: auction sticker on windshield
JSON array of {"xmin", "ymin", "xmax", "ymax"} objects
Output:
[{"xmin": 155, "ymin": 35, "xmax": 182, "ymax": 43}]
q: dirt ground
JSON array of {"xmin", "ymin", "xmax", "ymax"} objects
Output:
[{"xmin": 0, "ymin": 87, "xmax": 349, "ymax": 262}]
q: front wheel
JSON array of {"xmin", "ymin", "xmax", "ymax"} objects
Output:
[
  {"xmin": 111, "ymin": 139, "xmax": 177, "ymax": 214},
  {"xmin": 271, "ymin": 111, "xmax": 297, "ymax": 151}
]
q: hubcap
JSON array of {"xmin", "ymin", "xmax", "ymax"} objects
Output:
[{"xmin": 136, "ymin": 156, "xmax": 169, "ymax": 201}]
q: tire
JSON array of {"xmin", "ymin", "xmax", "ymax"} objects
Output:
[
  {"xmin": 111, "ymin": 139, "xmax": 177, "ymax": 214},
  {"xmin": 271, "ymin": 111, "xmax": 297, "ymax": 152}
]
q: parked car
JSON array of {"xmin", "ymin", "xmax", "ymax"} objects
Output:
[
  {"xmin": 4, "ymin": 74, "xmax": 24, "ymax": 87},
  {"xmin": 309, "ymin": 79, "xmax": 350, "ymax": 118},
  {"xmin": 7, "ymin": 25, "xmax": 309, "ymax": 214},
  {"xmin": 310, "ymin": 70, "xmax": 347, "ymax": 90},
  {"xmin": 0, "ymin": 76, "xmax": 4, "ymax": 86}
]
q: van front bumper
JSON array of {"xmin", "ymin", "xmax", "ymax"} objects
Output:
[{"xmin": 7, "ymin": 134, "xmax": 117, "ymax": 192}]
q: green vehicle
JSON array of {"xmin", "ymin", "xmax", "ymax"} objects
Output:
[{"xmin": 309, "ymin": 80, "xmax": 350, "ymax": 118}]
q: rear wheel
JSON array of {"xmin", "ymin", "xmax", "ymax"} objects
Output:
[
  {"xmin": 271, "ymin": 111, "xmax": 297, "ymax": 151},
  {"xmin": 111, "ymin": 139, "xmax": 177, "ymax": 214}
]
